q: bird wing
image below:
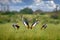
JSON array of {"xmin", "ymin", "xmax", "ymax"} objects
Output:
[
  {"xmin": 23, "ymin": 20, "xmax": 29, "ymax": 27},
  {"xmin": 31, "ymin": 22, "xmax": 37, "ymax": 27},
  {"xmin": 23, "ymin": 21, "xmax": 28, "ymax": 27},
  {"xmin": 31, "ymin": 21, "xmax": 39, "ymax": 27}
]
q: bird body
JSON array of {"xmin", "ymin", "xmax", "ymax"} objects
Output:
[
  {"xmin": 12, "ymin": 23, "xmax": 20, "ymax": 30},
  {"xmin": 41, "ymin": 23, "xmax": 47, "ymax": 29}
]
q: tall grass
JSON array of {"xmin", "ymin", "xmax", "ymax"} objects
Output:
[
  {"xmin": 0, "ymin": 22, "xmax": 60, "ymax": 40},
  {"xmin": 0, "ymin": 14, "xmax": 60, "ymax": 40}
]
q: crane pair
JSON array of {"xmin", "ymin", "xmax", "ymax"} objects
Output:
[{"xmin": 22, "ymin": 18, "xmax": 39, "ymax": 29}]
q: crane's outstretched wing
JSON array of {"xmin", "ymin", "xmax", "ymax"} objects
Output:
[
  {"xmin": 23, "ymin": 20, "xmax": 29, "ymax": 27},
  {"xmin": 22, "ymin": 18, "xmax": 29, "ymax": 29},
  {"xmin": 30, "ymin": 20, "xmax": 39, "ymax": 29}
]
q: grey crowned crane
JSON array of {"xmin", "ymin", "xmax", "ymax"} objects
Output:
[
  {"xmin": 41, "ymin": 23, "xmax": 47, "ymax": 30},
  {"xmin": 12, "ymin": 23, "xmax": 20, "ymax": 30},
  {"xmin": 30, "ymin": 19, "xmax": 39, "ymax": 29},
  {"xmin": 22, "ymin": 17, "xmax": 29, "ymax": 29}
]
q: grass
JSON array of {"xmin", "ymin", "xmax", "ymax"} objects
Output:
[
  {"xmin": 0, "ymin": 14, "xmax": 60, "ymax": 40},
  {"xmin": 0, "ymin": 22, "xmax": 60, "ymax": 40}
]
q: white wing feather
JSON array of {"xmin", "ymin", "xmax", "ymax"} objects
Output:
[{"xmin": 23, "ymin": 21, "xmax": 28, "ymax": 27}]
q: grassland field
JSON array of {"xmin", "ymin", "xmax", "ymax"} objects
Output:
[{"xmin": 0, "ymin": 14, "xmax": 60, "ymax": 40}]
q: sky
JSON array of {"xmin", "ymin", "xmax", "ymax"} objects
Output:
[{"xmin": 0, "ymin": 0, "xmax": 60, "ymax": 12}]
